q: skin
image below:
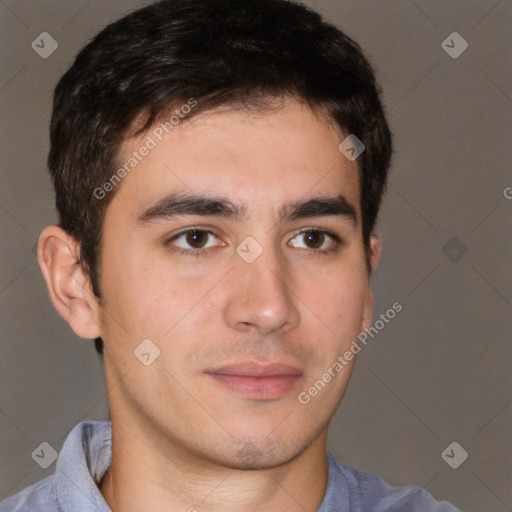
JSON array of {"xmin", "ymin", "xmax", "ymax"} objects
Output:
[{"xmin": 38, "ymin": 97, "xmax": 381, "ymax": 512}]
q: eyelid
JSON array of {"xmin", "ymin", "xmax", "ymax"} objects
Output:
[
  {"xmin": 166, "ymin": 225, "xmax": 220, "ymax": 240},
  {"xmin": 288, "ymin": 227, "xmax": 341, "ymax": 242}
]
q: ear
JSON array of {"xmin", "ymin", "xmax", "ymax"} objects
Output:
[
  {"xmin": 361, "ymin": 234, "xmax": 382, "ymax": 332},
  {"xmin": 37, "ymin": 226, "xmax": 102, "ymax": 339}
]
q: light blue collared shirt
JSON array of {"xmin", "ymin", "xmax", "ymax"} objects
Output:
[{"xmin": 0, "ymin": 421, "xmax": 460, "ymax": 511}]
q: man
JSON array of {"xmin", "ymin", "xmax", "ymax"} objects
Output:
[{"xmin": 0, "ymin": 0, "xmax": 460, "ymax": 510}]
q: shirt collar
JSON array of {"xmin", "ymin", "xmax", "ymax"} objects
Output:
[{"xmin": 56, "ymin": 421, "xmax": 112, "ymax": 511}]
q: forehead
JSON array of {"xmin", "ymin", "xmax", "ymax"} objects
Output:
[{"xmin": 110, "ymin": 99, "xmax": 360, "ymax": 220}]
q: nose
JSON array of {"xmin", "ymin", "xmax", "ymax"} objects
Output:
[{"xmin": 223, "ymin": 243, "xmax": 300, "ymax": 337}]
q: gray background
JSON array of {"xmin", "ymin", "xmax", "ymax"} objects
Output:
[{"xmin": 1, "ymin": 1, "xmax": 510, "ymax": 511}]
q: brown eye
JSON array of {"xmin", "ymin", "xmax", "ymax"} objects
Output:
[
  {"xmin": 167, "ymin": 228, "xmax": 220, "ymax": 254},
  {"xmin": 289, "ymin": 229, "xmax": 340, "ymax": 253},
  {"xmin": 302, "ymin": 230, "xmax": 324, "ymax": 249},
  {"xmin": 185, "ymin": 230, "xmax": 210, "ymax": 248}
]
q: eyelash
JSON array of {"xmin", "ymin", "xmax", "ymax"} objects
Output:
[{"xmin": 164, "ymin": 228, "xmax": 342, "ymax": 257}]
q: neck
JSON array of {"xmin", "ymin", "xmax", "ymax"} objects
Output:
[{"xmin": 99, "ymin": 416, "xmax": 329, "ymax": 512}]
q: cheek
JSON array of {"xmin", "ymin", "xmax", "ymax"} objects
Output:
[
  {"xmin": 333, "ymin": 279, "xmax": 367, "ymax": 327},
  {"xmin": 299, "ymin": 263, "xmax": 368, "ymax": 334},
  {"xmin": 101, "ymin": 247, "xmax": 219, "ymax": 340},
  {"xmin": 99, "ymin": 244, "xmax": 168, "ymax": 333}
]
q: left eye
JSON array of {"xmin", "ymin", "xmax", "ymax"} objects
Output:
[{"xmin": 289, "ymin": 229, "xmax": 339, "ymax": 251}]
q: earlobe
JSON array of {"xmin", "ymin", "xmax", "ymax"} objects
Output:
[
  {"xmin": 37, "ymin": 226, "xmax": 102, "ymax": 339},
  {"xmin": 361, "ymin": 292, "xmax": 374, "ymax": 333}
]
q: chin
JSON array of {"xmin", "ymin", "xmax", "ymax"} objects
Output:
[
  {"xmin": 205, "ymin": 428, "xmax": 320, "ymax": 471},
  {"xmin": 222, "ymin": 448, "xmax": 301, "ymax": 471}
]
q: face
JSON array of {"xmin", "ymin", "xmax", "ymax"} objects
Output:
[{"xmin": 93, "ymin": 98, "xmax": 378, "ymax": 470}]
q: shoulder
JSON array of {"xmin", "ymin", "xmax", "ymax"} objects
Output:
[
  {"xmin": 0, "ymin": 476, "xmax": 60, "ymax": 512},
  {"xmin": 327, "ymin": 453, "xmax": 461, "ymax": 511},
  {"xmin": 0, "ymin": 421, "xmax": 112, "ymax": 512}
]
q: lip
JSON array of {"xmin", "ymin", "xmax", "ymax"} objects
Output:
[
  {"xmin": 205, "ymin": 362, "xmax": 303, "ymax": 400},
  {"xmin": 207, "ymin": 362, "xmax": 303, "ymax": 377}
]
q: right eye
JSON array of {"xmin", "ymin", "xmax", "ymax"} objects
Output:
[{"xmin": 165, "ymin": 228, "xmax": 224, "ymax": 256}]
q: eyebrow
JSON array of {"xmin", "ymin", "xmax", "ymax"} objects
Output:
[{"xmin": 136, "ymin": 192, "xmax": 357, "ymax": 226}]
